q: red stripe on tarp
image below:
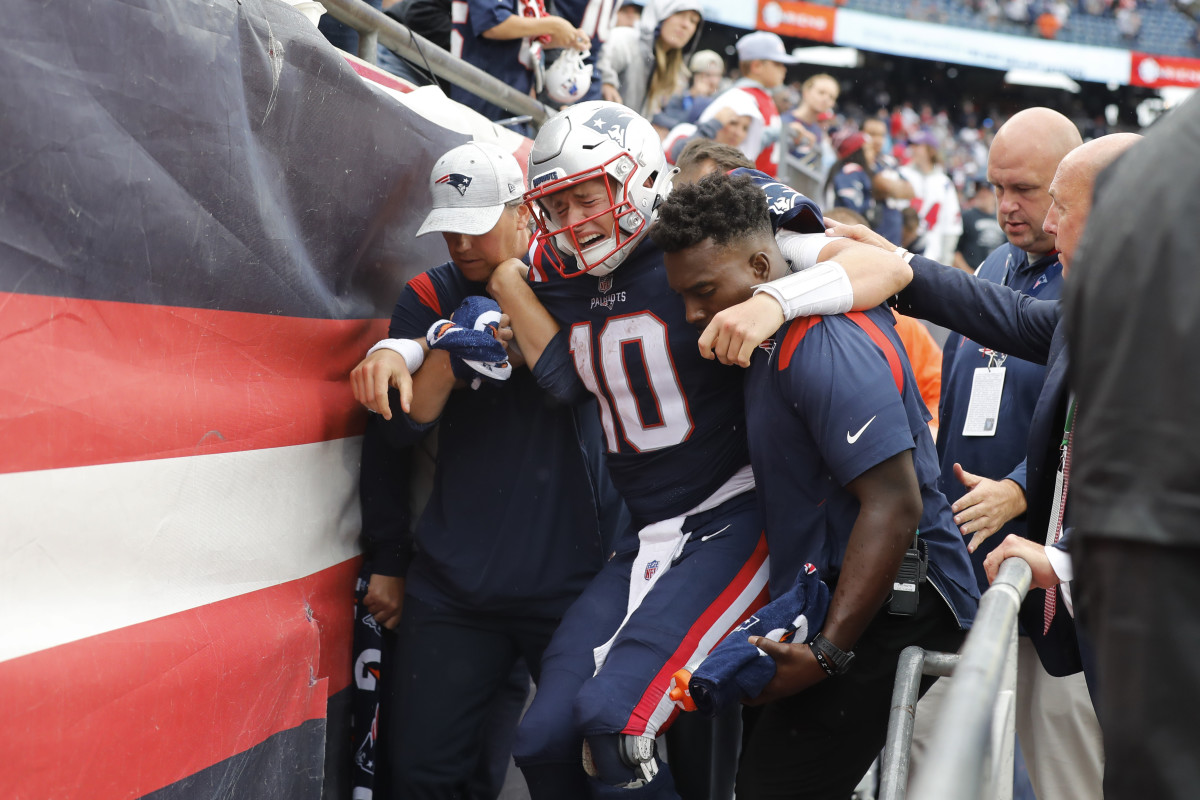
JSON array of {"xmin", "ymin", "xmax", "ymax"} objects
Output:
[
  {"xmin": 346, "ymin": 57, "xmax": 415, "ymax": 93},
  {"xmin": 0, "ymin": 558, "xmax": 359, "ymax": 800},
  {"xmin": 625, "ymin": 532, "xmax": 770, "ymax": 736},
  {"xmin": 0, "ymin": 292, "xmax": 387, "ymax": 474}
]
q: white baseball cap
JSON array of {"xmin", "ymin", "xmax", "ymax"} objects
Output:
[
  {"xmin": 735, "ymin": 31, "xmax": 803, "ymax": 65},
  {"xmin": 416, "ymin": 141, "xmax": 526, "ymax": 237}
]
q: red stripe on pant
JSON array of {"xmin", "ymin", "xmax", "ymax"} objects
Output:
[{"xmin": 623, "ymin": 532, "xmax": 771, "ymax": 736}]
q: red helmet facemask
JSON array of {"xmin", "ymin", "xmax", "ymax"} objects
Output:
[{"xmin": 524, "ymin": 153, "xmax": 648, "ymax": 279}]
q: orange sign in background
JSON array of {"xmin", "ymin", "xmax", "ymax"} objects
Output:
[{"xmin": 758, "ymin": 0, "xmax": 839, "ymax": 44}]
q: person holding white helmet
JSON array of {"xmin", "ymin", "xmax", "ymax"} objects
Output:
[{"xmin": 476, "ymin": 101, "xmax": 915, "ymax": 798}]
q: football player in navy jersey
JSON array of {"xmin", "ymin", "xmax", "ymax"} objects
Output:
[
  {"xmin": 652, "ymin": 171, "xmax": 979, "ymax": 799},
  {"xmin": 479, "ymin": 101, "xmax": 916, "ymax": 798}
]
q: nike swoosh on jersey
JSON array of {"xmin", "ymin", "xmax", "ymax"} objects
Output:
[{"xmin": 846, "ymin": 415, "xmax": 878, "ymax": 444}]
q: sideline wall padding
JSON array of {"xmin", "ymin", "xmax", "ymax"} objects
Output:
[{"xmin": 0, "ymin": 0, "xmax": 526, "ymax": 796}]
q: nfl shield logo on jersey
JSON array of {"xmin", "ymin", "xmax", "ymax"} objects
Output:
[
  {"xmin": 598, "ymin": 275, "xmax": 613, "ymax": 293},
  {"xmin": 644, "ymin": 560, "xmax": 659, "ymax": 581}
]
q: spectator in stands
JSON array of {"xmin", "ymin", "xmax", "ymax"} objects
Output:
[
  {"xmin": 953, "ymin": 178, "xmax": 1005, "ymax": 272},
  {"xmin": 656, "ymin": 49, "xmax": 726, "ymax": 130},
  {"xmin": 615, "ymin": 0, "xmax": 643, "ymax": 28},
  {"xmin": 1116, "ymin": 0, "xmax": 1142, "ymax": 39},
  {"xmin": 349, "ymin": 141, "xmax": 622, "ymax": 798},
  {"xmin": 901, "ymin": 206, "xmax": 925, "ymax": 255},
  {"xmin": 597, "ymin": 0, "xmax": 703, "ymax": 119},
  {"xmin": 784, "ymin": 73, "xmax": 840, "ymax": 179},
  {"xmin": 673, "ymin": 138, "xmax": 754, "ymax": 185},
  {"xmin": 449, "ymin": 0, "xmax": 589, "ymax": 128},
  {"xmin": 1004, "ymin": 0, "xmax": 1032, "ymax": 24},
  {"xmin": 899, "ymin": 131, "xmax": 962, "ymax": 264},
  {"xmin": 662, "ymin": 89, "xmax": 763, "ymax": 164},
  {"xmin": 1036, "ymin": 7, "xmax": 1063, "ymax": 37},
  {"xmin": 863, "ymin": 116, "xmax": 916, "ymax": 246},
  {"xmin": 379, "ymin": 0, "xmax": 451, "ymax": 88},
  {"xmin": 708, "ymin": 31, "xmax": 805, "ymax": 177},
  {"xmin": 823, "ymin": 128, "xmax": 877, "ymax": 224}
]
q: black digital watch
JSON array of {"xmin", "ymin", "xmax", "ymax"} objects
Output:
[{"xmin": 810, "ymin": 633, "xmax": 856, "ymax": 677}]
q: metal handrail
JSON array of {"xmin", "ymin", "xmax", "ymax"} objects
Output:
[
  {"xmin": 878, "ymin": 648, "xmax": 960, "ymax": 800},
  {"xmin": 318, "ymin": 0, "xmax": 554, "ymax": 128},
  {"xmin": 910, "ymin": 557, "xmax": 1032, "ymax": 800}
]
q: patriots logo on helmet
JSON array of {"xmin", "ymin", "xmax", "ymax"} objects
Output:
[
  {"xmin": 435, "ymin": 172, "xmax": 473, "ymax": 196},
  {"xmin": 586, "ymin": 106, "xmax": 637, "ymax": 148},
  {"xmin": 644, "ymin": 560, "xmax": 660, "ymax": 581}
]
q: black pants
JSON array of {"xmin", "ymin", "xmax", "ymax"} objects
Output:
[
  {"xmin": 1076, "ymin": 536, "xmax": 1200, "ymax": 800},
  {"xmin": 378, "ymin": 593, "xmax": 559, "ymax": 800},
  {"xmin": 737, "ymin": 582, "xmax": 965, "ymax": 800}
]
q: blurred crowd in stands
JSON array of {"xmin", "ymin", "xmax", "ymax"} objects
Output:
[{"xmin": 323, "ymin": 0, "xmax": 1144, "ymax": 274}]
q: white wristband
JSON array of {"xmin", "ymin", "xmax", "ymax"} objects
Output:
[
  {"xmin": 753, "ymin": 261, "xmax": 853, "ymax": 322},
  {"xmin": 366, "ymin": 338, "xmax": 425, "ymax": 374}
]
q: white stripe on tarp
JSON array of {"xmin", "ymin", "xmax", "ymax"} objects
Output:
[{"xmin": 0, "ymin": 438, "xmax": 363, "ymax": 664}]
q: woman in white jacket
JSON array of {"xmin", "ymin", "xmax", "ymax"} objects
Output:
[{"xmin": 596, "ymin": 0, "xmax": 703, "ymax": 120}]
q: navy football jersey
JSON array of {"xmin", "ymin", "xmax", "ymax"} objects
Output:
[
  {"xmin": 530, "ymin": 237, "xmax": 749, "ymax": 525},
  {"xmin": 744, "ymin": 305, "xmax": 978, "ymax": 626},
  {"xmin": 450, "ymin": 0, "xmax": 531, "ymax": 122}
]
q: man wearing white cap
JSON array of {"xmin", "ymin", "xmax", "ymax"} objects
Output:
[
  {"xmin": 706, "ymin": 30, "xmax": 803, "ymax": 177},
  {"xmin": 351, "ymin": 141, "xmax": 625, "ymax": 799}
]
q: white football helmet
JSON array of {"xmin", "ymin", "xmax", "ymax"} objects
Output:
[
  {"xmin": 525, "ymin": 101, "xmax": 674, "ymax": 277},
  {"xmin": 545, "ymin": 49, "xmax": 592, "ymax": 105}
]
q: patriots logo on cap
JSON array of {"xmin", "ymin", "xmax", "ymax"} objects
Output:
[
  {"xmin": 586, "ymin": 106, "xmax": 638, "ymax": 147},
  {"xmin": 435, "ymin": 172, "xmax": 472, "ymax": 196}
]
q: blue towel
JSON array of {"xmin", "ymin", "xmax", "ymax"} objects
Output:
[
  {"xmin": 425, "ymin": 296, "xmax": 511, "ymax": 388},
  {"xmin": 676, "ymin": 564, "xmax": 830, "ymax": 716}
]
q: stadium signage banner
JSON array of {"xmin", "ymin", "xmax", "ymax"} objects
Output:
[
  {"xmin": 832, "ymin": 8, "xmax": 1131, "ymax": 85},
  {"xmin": 1130, "ymin": 52, "xmax": 1200, "ymax": 88},
  {"xmin": 758, "ymin": 1, "xmax": 838, "ymax": 44}
]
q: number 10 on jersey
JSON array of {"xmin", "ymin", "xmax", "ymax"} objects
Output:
[{"xmin": 569, "ymin": 313, "xmax": 694, "ymax": 453}]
